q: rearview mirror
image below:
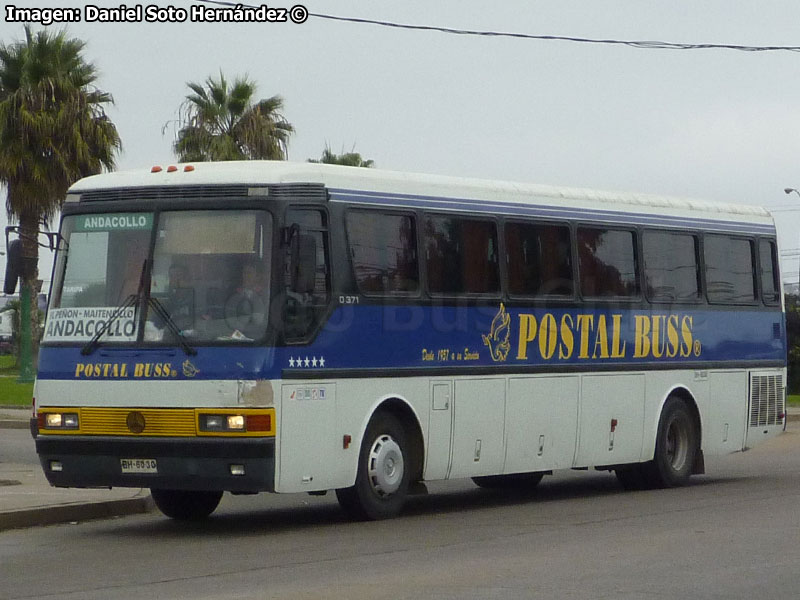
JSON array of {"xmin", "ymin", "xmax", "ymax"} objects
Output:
[{"xmin": 3, "ymin": 239, "xmax": 21, "ymax": 295}]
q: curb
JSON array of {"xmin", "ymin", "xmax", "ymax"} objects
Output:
[
  {"xmin": 0, "ymin": 419, "xmax": 29, "ymax": 430},
  {"xmin": 0, "ymin": 491, "xmax": 154, "ymax": 532}
]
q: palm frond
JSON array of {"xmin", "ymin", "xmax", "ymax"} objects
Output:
[{"xmin": 172, "ymin": 72, "xmax": 294, "ymax": 162}]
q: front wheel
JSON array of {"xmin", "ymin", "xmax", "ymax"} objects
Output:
[
  {"xmin": 150, "ymin": 489, "xmax": 223, "ymax": 520},
  {"xmin": 336, "ymin": 413, "xmax": 410, "ymax": 520}
]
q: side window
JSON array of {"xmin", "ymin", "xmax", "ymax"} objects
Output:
[
  {"xmin": 506, "ymin": 222, "xmax": 573, "ymax": 296},
  {"xmin": 704, "ymin": 234, "xmax": 757, "ymax": 304},
  {"xmin": 760, "ymin": 239, "xmax": 780, "ymax": 306},
  {"xmin": 424, "ymin": 215, "xmax": 499, "ymax": 295},
  {"xmin": 346, "ymin": 210, "xmax": 419, "ymax": 294},
  {"xmin": 577, "ymin": 227, "xmax": 639, "ymax": 297},
  {"xmin": 283, "ymin": 208, "xmax": 331, "ymax": 340},
  {"xmin": 643, "ymin": 231, "xmax": 701, "ymax": 302}
]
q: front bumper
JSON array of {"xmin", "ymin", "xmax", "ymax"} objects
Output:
[{"xmin": 35, "ymin": 435, "xmax": 275, "ymax": 493}]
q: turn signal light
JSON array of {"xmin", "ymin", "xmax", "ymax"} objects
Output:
[{"xmin": 246, "ymin": 414, "xmax": 271, "ymax": 432}]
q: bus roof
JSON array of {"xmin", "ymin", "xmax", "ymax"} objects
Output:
[{"xmin": 69, "ymin": 160, "xmax": 772, "ymax": 222}]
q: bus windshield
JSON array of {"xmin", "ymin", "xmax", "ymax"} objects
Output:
[{"xmin": 45, "ymin": 210, "xmax": 272, "ymax": 344}]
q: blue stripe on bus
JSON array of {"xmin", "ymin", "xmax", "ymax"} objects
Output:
[
  {"xmin": 36, "ymin": 306, "xmax": 785, "ymax": 381},
  {"xmin": 328, "ymin": 189, "xmax": 776, "ymax": 235}
]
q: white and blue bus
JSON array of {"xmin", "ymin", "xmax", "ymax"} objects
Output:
[{"xmin": 18, "ymin": 161, "xmax": 786, "ymax": 520}]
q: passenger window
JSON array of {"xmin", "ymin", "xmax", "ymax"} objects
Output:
[
  {"xmin": 577, "ymin": 228, "xmax": 639, "ymax": 297},
  {"xmin": 506, "ymin": 222, "xmax": 573, "ymax": 296},
  {"xmin": 760, "ymin": 239, "xmax": 780, "ymax": 305},
  {"xmin": 704, "ymin": 235, "xmax": 757, "ymax": 304},
  {"xmin": 347, "ymin": 211, "xmax": 419, "ymax": 294},
  {"xmin": 424, "ymin": 215, "xmax": 499, "ymax": 295},
  {"xmin": 643, "ymin": 231, "xmax": 700, "ymax": 302}
]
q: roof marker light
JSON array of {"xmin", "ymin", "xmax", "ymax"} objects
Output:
[
  {"xmin": 151, "ymin": 166, "xmax": 163, "ymax": 173},
  {"xmin": 167, "ymin": 165, "xmax": 178, "ymax": 173},
  {"xmin": 184, "ymin": 165, "xmax": 195, "ymax": 172}
]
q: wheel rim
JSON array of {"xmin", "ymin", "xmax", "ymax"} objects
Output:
[
  {"xmin": 665, "ymin": 415, "xmax": 690, "ymax": 471},
  {"xmin": 367, "ymin": 434, "xmax": 404, "ymax": 497}
]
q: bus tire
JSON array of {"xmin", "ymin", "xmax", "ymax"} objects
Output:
[
  {"xmin": 472, "ymin": 472, "xmax": 545, "ymax": 490},
  {"xmin": 335, "ymin": 412, "xmax": 410, "ymax": 521},
  {"xmin": 642, "ymin": 396, "xmax": 699, "ymax": 488},
  {"xmin": 150, "ymin": 489, "xmax": 223, "ymax": 520}
]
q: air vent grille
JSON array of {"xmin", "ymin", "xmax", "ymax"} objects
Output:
[
  {"xmin": 749, "ymin": 374, "xmax": 784, "ymax": 427},
  {"xmin": 79, "ymin": 185, "xmax": 251, "ymax": 202},
  {"xmin": 78, "ymin": 183, "xmax": 326, "ymax": 203}
]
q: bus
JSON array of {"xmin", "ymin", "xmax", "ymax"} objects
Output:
[{"xmin": 13, "ymin": 161, "xmax": 786, "ymax": 521}]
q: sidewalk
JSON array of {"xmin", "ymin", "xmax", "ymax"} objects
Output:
[
  {"xmin": 0, "ymin": 407, "xmax": 153, "ymax": 531},
  {"xmin": 2, "ymin": 406, "xmax": 800, "ymax": 531}
]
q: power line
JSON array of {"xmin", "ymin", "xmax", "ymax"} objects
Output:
[{"xmin": 195, "ymin": 0, "xmax": 800, "ymax": 53}]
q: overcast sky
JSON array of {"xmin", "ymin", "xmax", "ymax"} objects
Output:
[{"xmin": 3, "ymin": 0, "xmax": 800, "ymax": 285}]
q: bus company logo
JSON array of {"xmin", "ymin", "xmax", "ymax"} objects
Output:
[
  {"xmin": 482, "ymin": 303, "xmax": 511, "ymax": 362},
  {"xmin": 513, "ymin": 311, "xmax": 700, "ymax": 362},
  {"xmin": 126, "ymin": 411, "xmax": 146, "ymax": 434},
  {"xmin": 74, "ymin": 362, "xmax": 178, "ymax": 378},
  {"xmin": 182, "ymin": 360, "xmax": 200, "ymax": 378}
]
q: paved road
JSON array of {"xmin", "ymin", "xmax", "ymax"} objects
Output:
[
  {"xmin": 2, "ymin": 431, "xmax": 800, "ymax": 600},
  {"xmin": 0, "ymin": 428, "xmax": 37, "ymax": 467}
]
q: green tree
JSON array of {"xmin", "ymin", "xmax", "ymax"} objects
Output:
[
  {"xmin": 308, "ymin": 144, "xmax": 374, "ymax": 167},
  {"xmin": 172, "ymin": 72, "xmax": 294, "ymax": 162},
  {"xmin": 0, "ymin": 25, "xmax": 120, "ymax": 375},
  {"xmin": 786, "ymin": 293, "xmax": 800, "ymax": 393}
]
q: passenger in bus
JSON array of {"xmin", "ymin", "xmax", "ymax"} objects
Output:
[
  {"xmin": 146, "ymin": 263, "xmax": 195, "ymax": 340},
  {"xmin": 161, "ymin": 263, "xmax": 194, "ymax": 332},
  {"xmin": 223, "ymin": 257, "xmax": 268, "ymax": 340}
]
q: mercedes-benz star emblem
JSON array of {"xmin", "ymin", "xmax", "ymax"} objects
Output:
[{"xmin": 126, "ymin": 411, "xmax": 146, "ymax": 434}]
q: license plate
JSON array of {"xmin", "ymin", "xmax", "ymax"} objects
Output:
[{"xmin": 120, "ymin": 458, "xmax": 158, "ymax": 474}]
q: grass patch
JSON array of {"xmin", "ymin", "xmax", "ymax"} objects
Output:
[
  {"xmin": 0, "ymin": 376, "xmax": 33, "ymax": 407},
  {"xmin": 788, "ymin": 395, "xmax": 800, "ymax": 407},
  {"xmin": 0, "ymin": 354, "xmax": 17, "ymax": 374}
]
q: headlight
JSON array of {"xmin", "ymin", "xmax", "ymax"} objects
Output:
[
  {"xmin": 197, "ymin": 411, "xmax": 272, "ymax": 434},
  {"xmin": 199, "ymin": 413, "xmax": 246, "ymax": 432},
  {"xmin": 40, "ymin": 412, "xmax": 79, "ymax": 430}
]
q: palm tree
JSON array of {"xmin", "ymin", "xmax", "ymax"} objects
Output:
[
  {"xmin": 172, "ymin": 72, "xmax": 294, "ymax": 162},
  {"xmin": 0, "ymin": 25, "xmax": 121, "ymax": 374},
  {"xmin": 308, "ymin": 144, "xmax": 374, "ymax": 168}
]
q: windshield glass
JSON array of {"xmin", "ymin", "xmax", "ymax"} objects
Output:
[
  {"xmin": 45, "ymin": 209, "xmax": 272, "ymax": 345},
  {"xmin": 145, "ymin": 210, "xmax": 272, "ymax": 343},
  {"xmin": 46, "ymin": 213, "xmax": 153, "ymax": 342}
]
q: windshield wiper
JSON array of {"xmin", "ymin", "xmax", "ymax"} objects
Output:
[
  {"xmin": 147, "ymin": 296, "xmax": 197, "ymax": 356},
  {"xmin": 80, "ymin": 293, "xmax": 140, "ymax": 356}
]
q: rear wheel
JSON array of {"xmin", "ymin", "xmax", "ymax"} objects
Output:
[
  {"xmin": 150, "ymin": 489, "xmax": 223, "ymax": 520},
  {"xmin": 616, "ymin": 396, "xmax": 699, "ymax": 490},
  {"xmin": 472, "ymin": 472, "xmax": 545, "ymax": 490},
  {"xmin": 647, "ymin": 396, "xmax": 699, "ymax": 487},
  {"xmin": 336, "ymin": 412, "xmax": 410, "ymax": 520}
]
